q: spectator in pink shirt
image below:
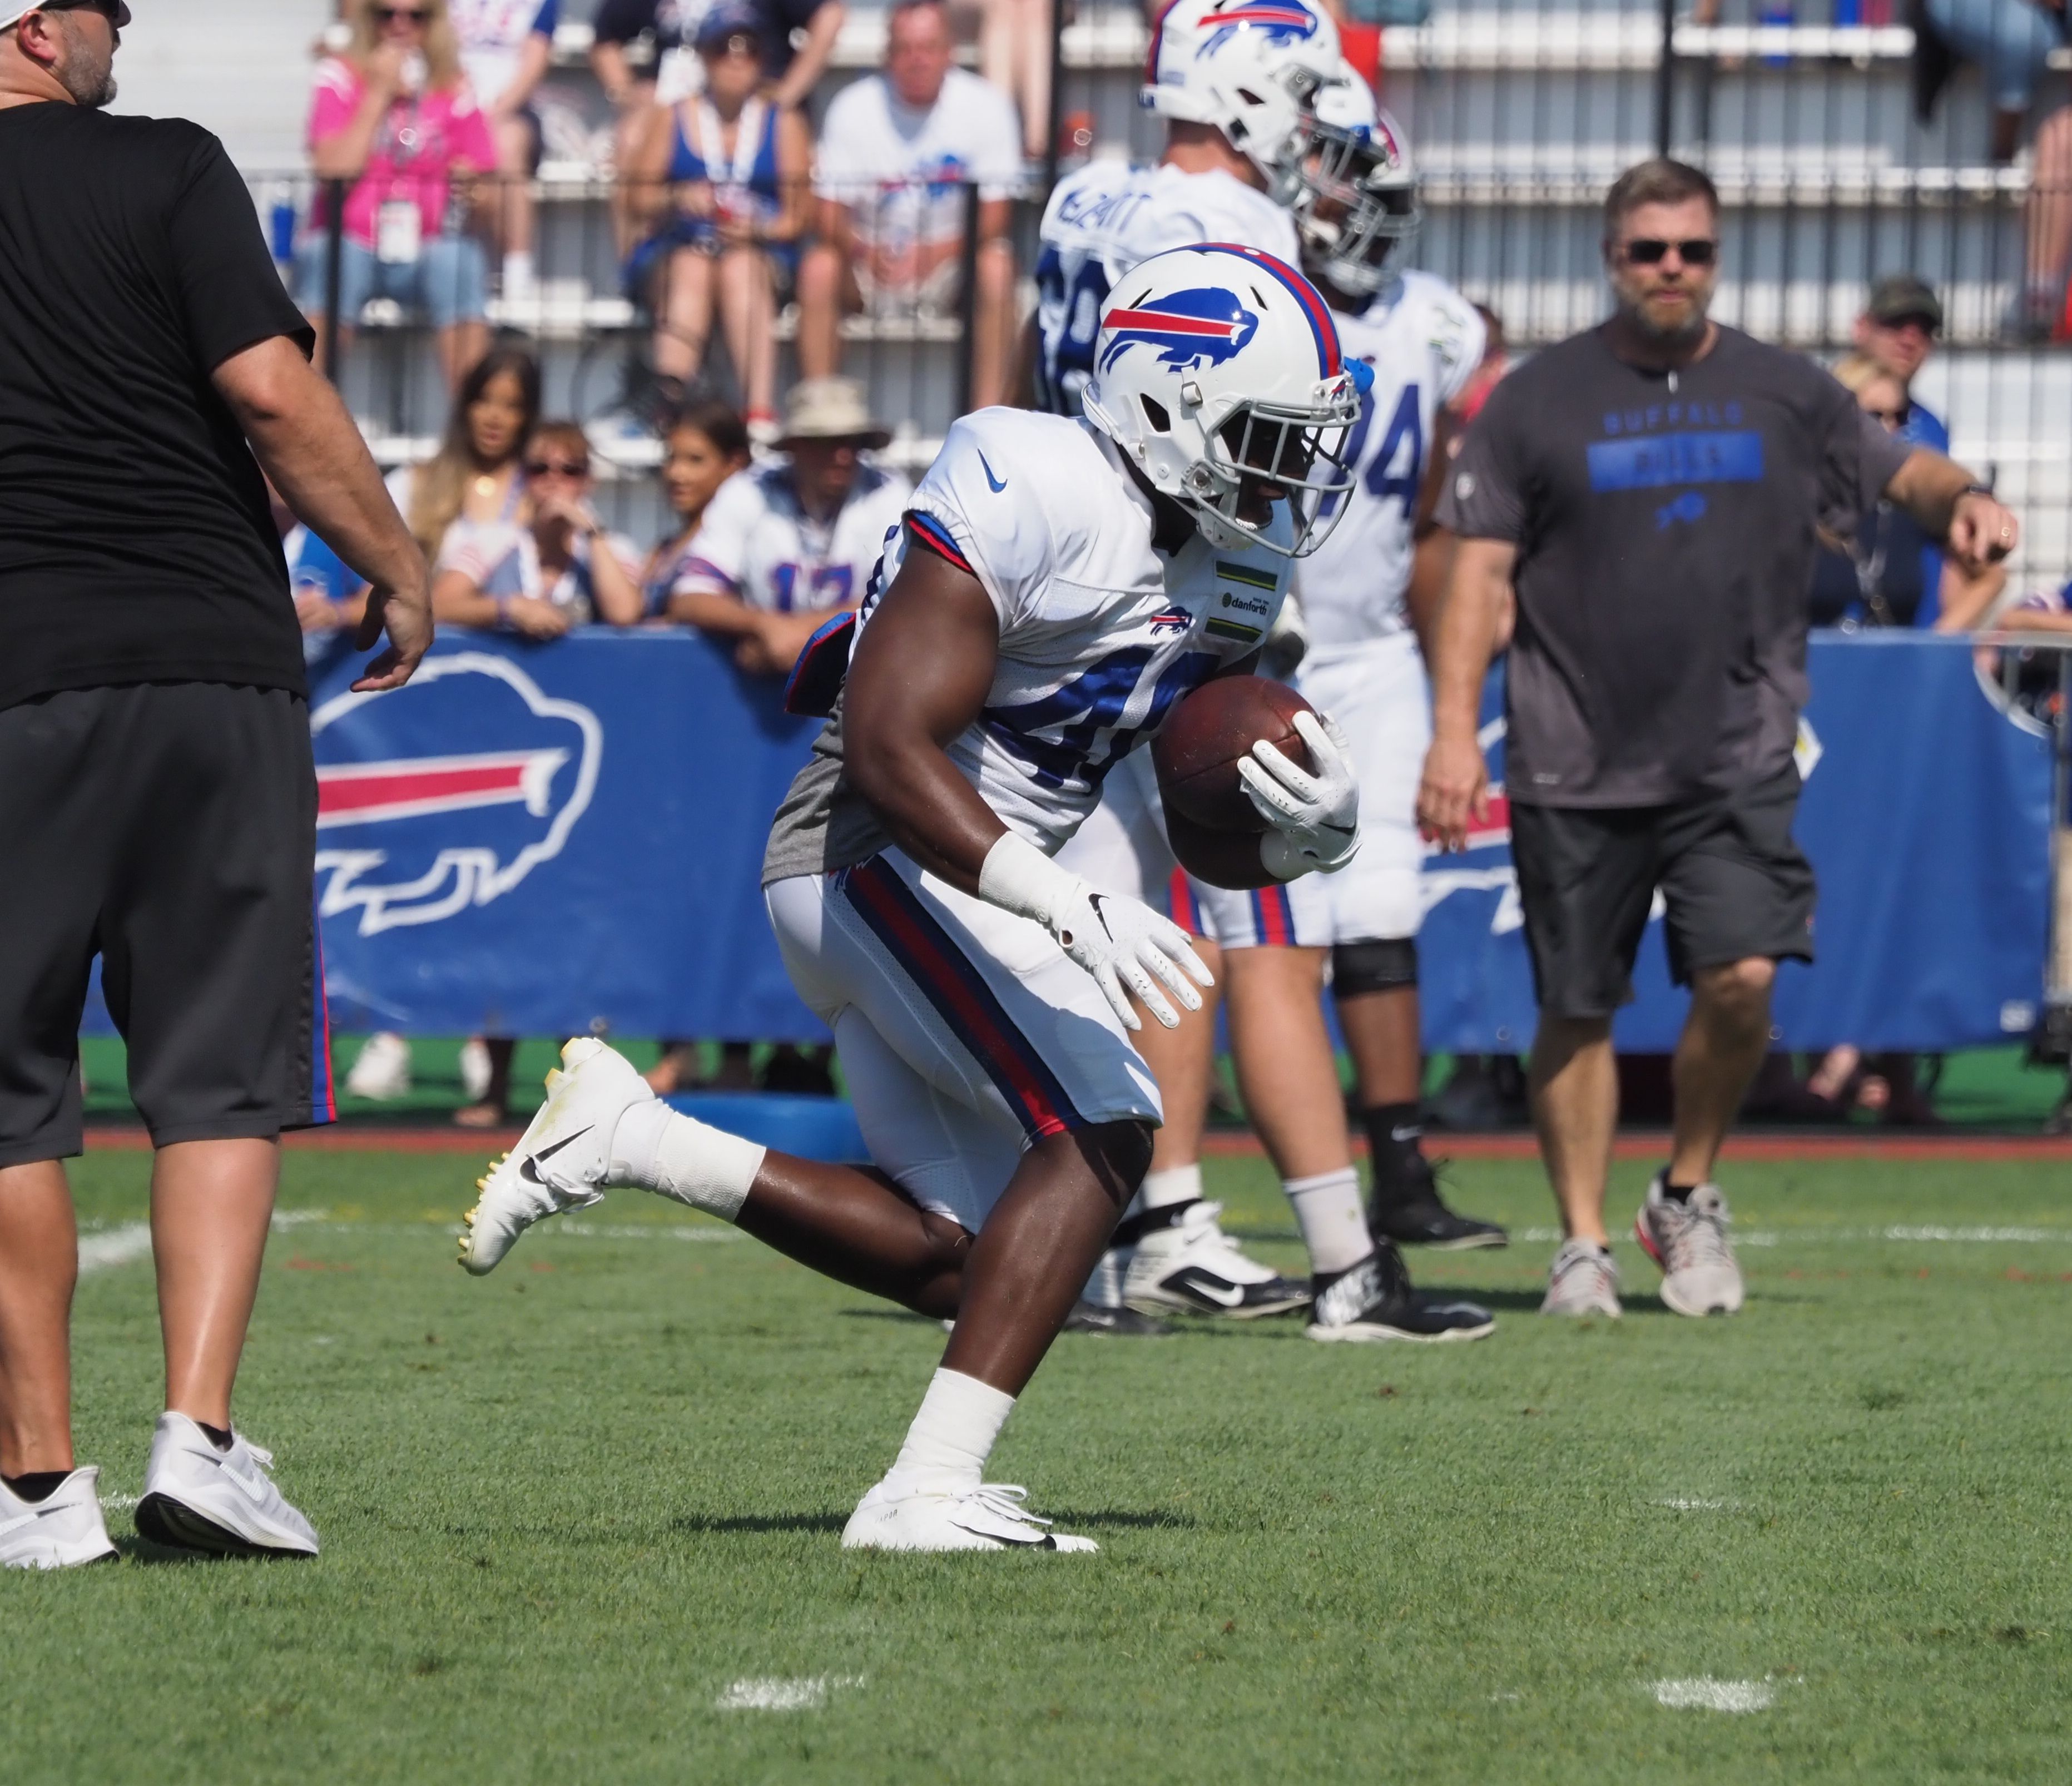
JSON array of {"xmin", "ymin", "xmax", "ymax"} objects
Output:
[{"xmin": 301, "ymin": 0, "xmax": 497, "ymax": 388}]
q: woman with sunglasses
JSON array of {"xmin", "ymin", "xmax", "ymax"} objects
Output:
[
  {"xmin": 623, "ymin": 3, "xmax": 810, "ymax": 434},
  {"xmin": 302, "ymin": 0, "xmax": 497, "ymax": 390}
]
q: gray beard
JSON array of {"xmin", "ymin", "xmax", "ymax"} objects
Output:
[
  {"xmin": 1622, "ymin": 295, "xmax": 1709, "ymax": 347},
  {"xmin": 56, "ymin": 19, "xmax": 117, "ymax": 109}
]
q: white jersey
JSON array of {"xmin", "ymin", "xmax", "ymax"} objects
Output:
[
  {"xmin": 1033, "ymin": 160, "xmax": 1300, "ymax": 416},
  {"xmin": 1298, "ymin": 270, "xmax": 1484, "ymax": 651},
  {"xmin": 685, "ymin": 461, "xmax": 913, "ymax": 616},
  {"xmin": 449, "ymin": 0, "xmax": 556, "ymax": 107},
  {"xmin": 761, "ymin": 408, "xmax": 1292, "ymax": 881}
]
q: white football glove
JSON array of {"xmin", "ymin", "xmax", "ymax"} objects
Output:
[
  {"xmin": 976, "ymin": 832, "xmax": 1214, "ymax": 1031},
  {"xmin": 1238, "ymin": 708, "xmax": 1361, "ymax": 881}
]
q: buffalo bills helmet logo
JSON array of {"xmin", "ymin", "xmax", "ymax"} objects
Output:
[
  {"xmin": 311, "ymin": 653, "xmax": 602, "ymax": 934},
  {"xmin": 1099, "ymin": 287, "xmax": 1260, "ymax": 374},
  {"xmin": 1197, "ymin": 1, "xmax": 1320, "ymax": 57}
]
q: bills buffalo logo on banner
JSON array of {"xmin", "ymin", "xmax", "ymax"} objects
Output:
[
  {"xmin": 1198, "ymin": 1, "xmax": 1320, "ymax": 57},
  {"xmin": 311, "ymin": 653, "xmax": 602, "ymax": 935},
  {"xmin": 1100, "ymin": 288, "xmax": 1260, "ymax": 374}
]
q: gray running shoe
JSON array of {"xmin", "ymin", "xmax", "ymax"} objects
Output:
[
  {"xmin": 1541, "ymin": 1239, "xmax": 1622, "ymax": 1318},
  {"xmin": 1635, "ymin": 1174, "xmax": 1745, "ymax": 1317}
]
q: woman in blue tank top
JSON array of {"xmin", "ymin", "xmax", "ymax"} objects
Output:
[{"xmin": 624, "ymin": 3, "xmax": 810, "ymax": 431}]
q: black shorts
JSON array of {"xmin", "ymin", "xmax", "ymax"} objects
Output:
[
  {"xmin": 1509, "ymin": 768, "xmax": 1816, "ymax": 1022},
  {"xmin": 0, "ymin": 683, "xmax": 329, "ymax": 1164}
]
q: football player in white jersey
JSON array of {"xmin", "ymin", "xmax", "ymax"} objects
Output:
[
  {"xmin": 456, "ymin": 247, "xmax": 1402, "ymax": 1552},
  {"xmin": 1028, "ymin": 0, "xmax": 1346, "ymax": 1327},
  {"xmin": 668, "ymin": 377, "xmax": 912, "ymax": 677},
  {"xmin": 1181, "ymin": 82, "xmax": 1509, "ymax": 1281}
]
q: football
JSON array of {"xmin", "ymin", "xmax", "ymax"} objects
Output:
[{"xmin": 1153, "ymin": 675, "xmax": 1316, "ymax": 834}]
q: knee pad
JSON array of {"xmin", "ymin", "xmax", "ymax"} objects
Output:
[{"xmin": 1332, "ymin": 937, "xmax": 1418, "ymax": 998}]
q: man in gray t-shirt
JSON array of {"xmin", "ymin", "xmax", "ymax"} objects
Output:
[{"xmin": 1418, "ymin": 158, "xmax": 2018, "ymax": 1325}]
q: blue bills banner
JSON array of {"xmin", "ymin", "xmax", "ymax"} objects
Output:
[
  {"xmin": 289, "ymin": 629, "xmax": 2049, "ymax": 1051},
  {"xmin": 1417, "ymin": 634, "xmax": 2054, "ymax": 1053}
]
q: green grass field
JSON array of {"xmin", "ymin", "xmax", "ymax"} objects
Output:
[{"xmin": 9, "ymin": 1148, "xmax": 2071, "ymax": 1783}]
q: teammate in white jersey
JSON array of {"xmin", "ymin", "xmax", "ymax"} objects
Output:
[
  {"xmin": 1028, "ymin": 0, "xmax": 1347, "ymax": 1327},
  {"xmin": 456, "ymin": 247, "xmax": 1392, "ymax": 1552},
  {"xmin": 1182, "ymin": 82, "xmax": 1509, "ymax": 1270}
]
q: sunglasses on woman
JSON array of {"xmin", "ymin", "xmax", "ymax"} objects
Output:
[
  {"xmin": 1622, "ymin": 238, "xmax": 1718, "ymax": 266},
  {"xmin": 373, "ymin": 4, "xmax": 430, "ymax": 23},
  {"xmin": 526, "ymin": 458, "xmax": 590, "ymax": 479}
]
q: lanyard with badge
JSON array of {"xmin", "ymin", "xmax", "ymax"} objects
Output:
[
  {"xmin": 693, "ymin": 95, "xmax": 769, "ymax": 225},
  {"xmin": 376, "ymin": 52, "xmax": 431, "ymax": 265}
]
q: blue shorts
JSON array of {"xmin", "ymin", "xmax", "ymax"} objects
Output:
[{"xmin": 295, "ymin": 234, "xmax": 489, "ymax": 329}]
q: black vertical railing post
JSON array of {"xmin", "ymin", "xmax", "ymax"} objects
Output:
[
  {"xmin": 1043, "ymin": 0, "xmax": 1068, "ymax": 199},
  {"xmin": 322, "ymin": 176, "xmax": 346, "ymax": 383},
  {"xmin": 957, "ymin": 180, "xmax": 982, "ymax": 419},
  {"xmin": 1655, "ymin": 0, "xmax": 1676, "ymax": 158}
]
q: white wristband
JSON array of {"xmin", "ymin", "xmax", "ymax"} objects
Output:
[{"xmin": 976, "ymin": 831, "xmax": 1080, "ymax": 931}]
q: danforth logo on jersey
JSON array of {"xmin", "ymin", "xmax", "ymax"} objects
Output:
[
  {"xmin": 1099, "ymin": 287, "xmax": 1260, "ymax": 374},
  {"xmin": 311, "ymin": 653, "xmax": 602, "ymax": 935},
  {"xmin": 1197, "ymin": 2, "xmax": 1320, "ymax": 56}
]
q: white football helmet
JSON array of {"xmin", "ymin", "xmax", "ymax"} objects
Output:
[
  {"xmin": 1142, "ymin": 0, "xmax": 1345, "ymax": 202},
  {"xmin": 1082, "ymin": 243, "xmax": 1371, "ymax": 558},
  {"xmin": 1291, "ymin": 77, "xmax": 1422, "ymax": 298}
]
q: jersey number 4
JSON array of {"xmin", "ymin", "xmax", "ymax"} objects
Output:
[{"xmin": 1328, "ymin": 380, "xmax": 1423, "ymax": 518}]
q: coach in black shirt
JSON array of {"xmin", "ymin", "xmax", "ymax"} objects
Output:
[
  {"xmin": 0, "ymin": 2, "xmax": 430, "ymax": 1567},
  {"xmin": 1419, "ymin": 160, "xmax": 2016, "ymax": 1325}
]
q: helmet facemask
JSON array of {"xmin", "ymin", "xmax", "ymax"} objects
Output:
[
  {"xmin": 1163, "ymin": 368, "xmax": 1367, "ymax": 557},
  {"xmin": 1292, "ymin": 117, "xmax": 1421, "ymax": 297}
]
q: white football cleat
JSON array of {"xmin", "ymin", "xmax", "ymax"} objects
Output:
[
  {"xmin": 1123, "ymin": 1200, "xmax": 1311, "ymax": 1319},
  {"xmin": 344, "ymin": 1030, "xmax": 412, "ymax": 1100},
  {"xmin": 842, "ymin": 1476, "xmax": 1098, "ymax": 1553},
  {"xmin": 459, "ymin": 1038, "xmax": 652, "ymax": 1275},
  {"xmin": 0, "ymin": 1466, "xmax": 118, "ymax": 1570},
  {"xmin": 134, "ymin": 1413, "xmax": 319, "ymax": 1558}
]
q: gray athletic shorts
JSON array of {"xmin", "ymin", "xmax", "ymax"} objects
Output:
[
  {"xmin": 0, "ymin": 682, "xmax": 329, "ymax": 1164},
  {"xmin": 1509, "ymin": 767, "xmax": 1816, "ymax": 1022}
]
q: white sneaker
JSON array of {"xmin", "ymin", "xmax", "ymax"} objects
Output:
[
  {"xmin": 344, "ymin": 1031, "xmax": 412, "ymax": 1101},
  {"xmin": 459, "ymin": 1038, "xmax": 653, "ymax": 1275},
  {"xmin": 842, "ymin": 1475, "xmax": 1098, "ymax": 1553},
  {"xmin": 1123, "ymin": 1200, "xmax": 1311, "ymax": 1319},
  {"xmin": 135, "ymin": 1413, "xmax": 319, "ymax": 1557},
  {"xmin": 459, "ymin": 1036, "xmax": 493, "ymax": 1104},
  {"xmin": 1636, "ymin": 1174, "xmax": 1746, "ymax": 1317},
  {"xmin": 0, "ymin": 1467, "xmax": 118, "ymax": 1570},
  {"xmin": 1541, "ymin": 1238, "xmax": 1622, "ymax": 1318}
]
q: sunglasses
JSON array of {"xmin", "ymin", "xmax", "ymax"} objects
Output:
[
  {"xmin": 1863, "ymin": 406, "xmax": 1906, "ymax": 425},
  {"xmin": 1623, "ymin": 237, "xmax": 1718, "ymax": 266},
  {"xmin": 526, "ymin": 458, "xmax": 589, "ymax": 479},
  {"xmin": 374, "ymin": 5, "xmax": 430, "ymax": 23}
]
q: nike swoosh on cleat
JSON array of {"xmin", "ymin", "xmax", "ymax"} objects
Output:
[
  {"xmin": 518, "ymin": 1125, "xmax": 593, "ymax": 1185},
  {"xmin": 219, "ymin": 1462, "xmax": 271, "ymax": 1506},
  {"xmin": 1173, "ymin": 1274, "xmax": 1246, "ymax": 1308},
  {"xmin": 976, "ymin": 450, "xmax": 1008, "ymax": 493}
]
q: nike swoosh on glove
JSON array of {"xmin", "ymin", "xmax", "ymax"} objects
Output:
[
  {"xmin": 977, "ymin": 832, "xmax": 1215, "ymax": 1031},
  {"xmin": 1238, "ymin": 708, "xmax": 1361, "ymax": 881}
]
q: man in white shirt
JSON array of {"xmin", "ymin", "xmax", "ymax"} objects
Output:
[
  {"xmin": 797, "ymin": 0, "xmax": 1023, "ymax": 406},
  {"xmin": 448, "ymin": 0, "xmax": 558, "ymax": 299},
  {"xmin": 670, "ymin": 376, "xmax": 911, "ymax": 676}
]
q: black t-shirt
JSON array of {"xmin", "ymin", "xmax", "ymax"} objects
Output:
[
  {"xmin": 1439, "ymin": 324, "xmax": 1913, "ymax": 807},
  {"xmin": 592, "ymin": 0, "xmax": 825, "ymax": 77},
  {"xmin": 0, "ymin": 102, "xmax": 315, "ymax": 713}
]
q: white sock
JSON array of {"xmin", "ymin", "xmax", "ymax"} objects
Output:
[
  {"xmin": 608, "ymin": 1099, "xmax": 765, "ymax": 1222},
  {"xmin": 1285, "ymin": 1167, "xmax": 1371, "ymax": 1276},
  {"xmin": 502, "ymin": 250, "xmax": 535, "ymax": 290},
  {"xmin": 1137, "ymin": 1163, "xmax": 1202, "ymax": 1212},
  {"xmin": 887, "ymin": 1368, "xmax": 1014, "ymax": 1490}
]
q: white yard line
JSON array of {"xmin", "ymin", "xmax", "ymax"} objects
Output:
[
  {"xmin": 77, "ymin": 1224, "xmax": 153, "ymax": 1274},
  {"xmin": 1653, "ymin": 1497, "xmax": 1731, "ymax": 1511},
  {"xmin": 715, "ymin": 1675, "xmax": 864, "ymax": 1711},
  {"xmin": 1651, "ymin": 1678, "xmax": 1776, "ymax": 1712}
]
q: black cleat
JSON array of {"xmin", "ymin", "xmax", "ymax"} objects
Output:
[
  {"xmin": 1305, "ymin": 1242, "xmax": 1495, "ymax": 1343},
  {"xmin": 1063, "ymin": 1299, "xmax": 1171, "ymax": 1337},
  {"xmin": 1369, "ymin": 1153, "xmax": 1508, "ymax": 1251}
]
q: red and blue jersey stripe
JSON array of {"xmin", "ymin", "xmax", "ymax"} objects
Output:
[
  {"xmin": 839, "ymin": 857, "xmax": 1088, "ymax": 1143},
  {"xmin": 1247, "ymin": 883, "xmax": 1296, "ymax": 947},
  {"xmin": 1167, "ymin": 866, "xmax": 1207, "ymax": 939},
  {"xmin": 905, "ymin": 511, "xmax": 974, "ymax": 576},
  {"xmin": 1194, "ymin": 242, "xmax": 1343, "ymax": 379}
]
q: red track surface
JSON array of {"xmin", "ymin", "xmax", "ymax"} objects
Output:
[{"xmin": 76, "ymin": 1124, "xmax": 2072, "ymax": 1162}]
